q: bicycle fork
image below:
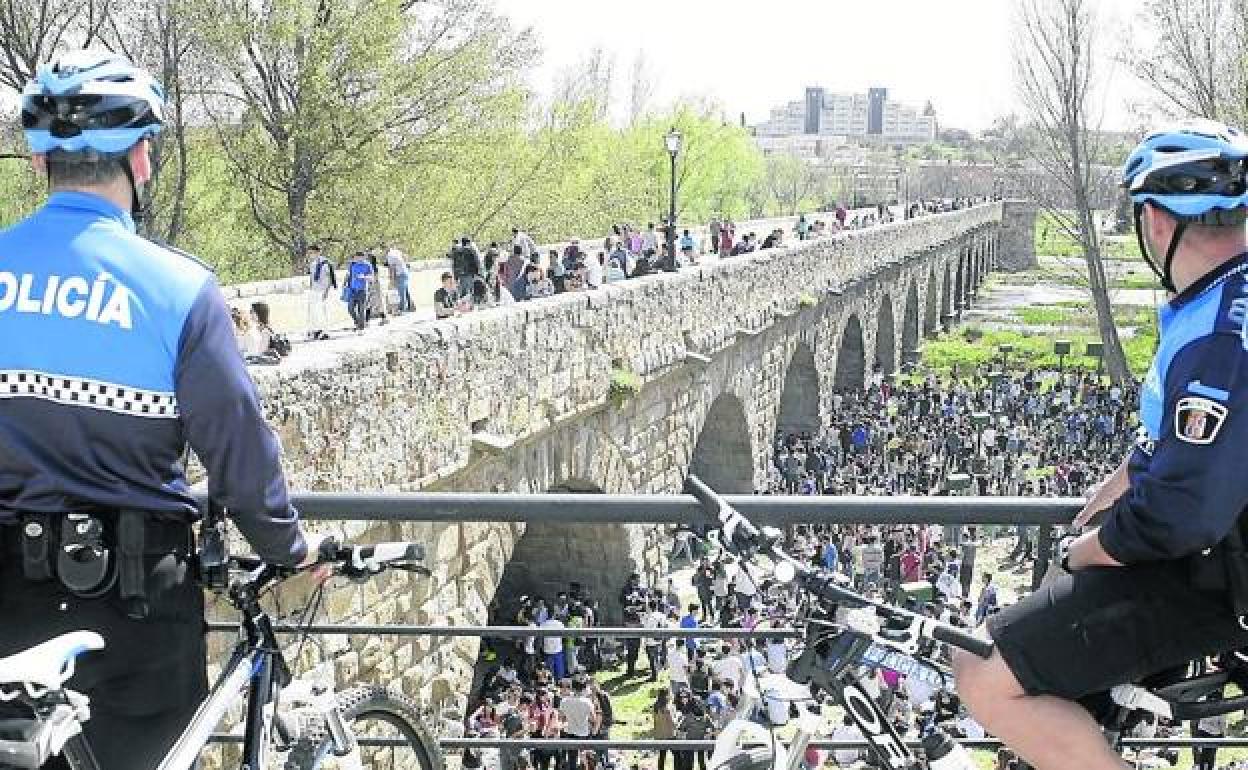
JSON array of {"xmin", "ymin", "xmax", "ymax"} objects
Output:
[{"xmin": 315, "ymin": 685, "xmax": 362, "ymax": 770}]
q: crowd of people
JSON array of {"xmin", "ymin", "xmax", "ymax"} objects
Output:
[
  {"xmin": 288, "ymin": 197, "xmax": 996, "ymax": 336},
  {"xmin": 458, "ymin": 361, "xmax": 1202, "ymax": 770}
]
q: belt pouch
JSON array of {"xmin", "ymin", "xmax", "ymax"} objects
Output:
[
  {"xmin": 20, "ymin": 514, "xmax": 52, "ymax": 582},
  {"xmin": 118, "ymin": 510, "xmax": 147, "ymax": 619}
]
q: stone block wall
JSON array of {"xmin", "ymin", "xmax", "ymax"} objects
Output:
[{"xmin": 999, "ymin": 200, "xmax": 1039, "ymax": 271}]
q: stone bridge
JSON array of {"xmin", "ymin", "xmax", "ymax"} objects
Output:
[{"xmin": 239, "ymin": 201, "xmax": 1036, "ymax": 709}]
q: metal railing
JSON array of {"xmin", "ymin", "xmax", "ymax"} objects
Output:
[
  {"xmin": 195, "ymin": 491, "xmax": 1076, "ymax": 590},
  {"xmin": 195, "ymin": 491, "xmax": 1248, "ymax": 756}
]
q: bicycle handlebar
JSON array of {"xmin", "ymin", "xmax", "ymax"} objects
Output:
[
  {"xmin": 931, "ymin": 622, "xmax": 995, "ymax": 659},
  {"xmin": 232, "ymin": 539, "xmax": 426, "ymax": 578},
  {"xmin": 684, "ymin": 475, "xmax": 994, "ymax": 660}
]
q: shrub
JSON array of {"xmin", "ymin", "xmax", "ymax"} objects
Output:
[{"xmin": 608, "ymin": 367, "xmax": 642, "ymax": 407}]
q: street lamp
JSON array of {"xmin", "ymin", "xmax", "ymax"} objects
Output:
[
  {"xmin": 663, "ymin": 127, "xmax": 683, "ymax": 272},
  {"xmin": 1054, "ymin": 339, "xmax": 1072, "ymax": 378},
  {"xmin": 998, "ymin": 343, "xmax": 1014, "ymax": 372}
]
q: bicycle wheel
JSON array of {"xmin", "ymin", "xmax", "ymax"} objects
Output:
[{"xmin": 285, "ymin": 685, "xmax": 442, "ymax": 770}]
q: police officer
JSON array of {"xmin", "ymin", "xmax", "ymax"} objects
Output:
[
  {"xmin": 0, "ymin": 52, "xmax": 320, "ymax": 768},
  {"xmin": 954, "ymin": 120, "xmax": 1248, "ymax": 770}
]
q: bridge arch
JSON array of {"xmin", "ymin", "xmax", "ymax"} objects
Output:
[
  {"xmin": 902, "ymin": 282, "xmax": 920, "ymax": 368},
  {"xmin": 924, "ymin": 265, "xmax": 940, "ymax": 336},
  {"xmin": 689, "ymin": 392, "xmax": 754, "ymax": 493},
  {"xmin": 493, "ymin": 479, "xmax": 610, "ymax": 611},
  {"xmin": 834, "ymin": 314, "xmax": 867, "ymax": 390},
  {"xmin": 777, "ymin": 342, "xmax": 820, "ymax": 438},
  {"xmin": 876, "ymin": 296, "xmax": 896, "ymax": 375}
]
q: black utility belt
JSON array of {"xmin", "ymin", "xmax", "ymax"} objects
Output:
[{"xmin": 15, "ymin": 510, "xmax": 191, "ymax": 619}]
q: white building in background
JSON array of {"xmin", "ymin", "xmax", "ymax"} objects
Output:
[{"xmin": 754, "ymin": 87, "xmax": 936, "ymax": 145}]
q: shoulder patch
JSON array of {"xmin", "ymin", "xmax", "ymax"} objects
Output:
[{"xmin": 1175, "ymin": 396, "xmax": 1228, "ymax": 445}]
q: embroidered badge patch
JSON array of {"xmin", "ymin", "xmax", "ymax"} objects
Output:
[{"xmin": 1174, "ymin": 396, "xmax": 1228, "ymax": 445}]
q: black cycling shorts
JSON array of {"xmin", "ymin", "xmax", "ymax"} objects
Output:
[
  {"xmin": 987, "ymin": 561, "xmax": 1248, "ymax": 700},
  {"xmin": 0, "ymin": 525, "xmax": 207, "ymax": 770}
]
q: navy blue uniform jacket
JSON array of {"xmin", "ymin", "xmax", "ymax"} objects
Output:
[
  {"xmin": 1100, "ymin": 254, "xmax": 1248, "ymax": 564},
  {"xmin": 0, "ymin": 192, "xmax": 305, "ymax": 565}
]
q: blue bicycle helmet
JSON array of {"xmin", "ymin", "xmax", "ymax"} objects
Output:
[
  {"xmin": 21, "ymin": 50, "xmax": 164, "ymax": 155},
  {"xmin": 1121, "ymin": 120, "xmax": 1248, "ymax": 291}
]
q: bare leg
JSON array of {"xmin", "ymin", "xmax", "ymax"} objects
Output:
[{"xmin": 953, "ymin": 648, "xmax": 1129, "ymax": 770}]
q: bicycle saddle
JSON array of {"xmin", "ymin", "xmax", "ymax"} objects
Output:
[{"xmin": 0, "ymin": 631, "xmax": 105, "ymax": 691}]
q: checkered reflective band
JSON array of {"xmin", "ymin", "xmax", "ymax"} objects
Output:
[{"xmin": 0, "ymin": 370, "xmax": 178, "ymax": 419}]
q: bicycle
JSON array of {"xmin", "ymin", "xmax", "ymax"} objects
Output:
[
  {"xmin": 686, "ymin": 476, "xmax": 1248, "ymax": 770},
  {"xmin": 0, "ymin": 538, "xmax": 441, "ymax": 770},
  {"xmin": 685, "ymin": 475, "xmax": 991, "ymax": 770}
]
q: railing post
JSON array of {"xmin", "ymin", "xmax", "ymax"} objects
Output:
[{"xmin": 1032, "ymin": 525, "xmax": 1054, "ymax": 590}]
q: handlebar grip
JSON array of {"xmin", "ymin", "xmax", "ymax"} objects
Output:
[
  {"xmin": 932, "ymin": 624, "xmax": 994, "ymax": 659},
  {"xmin": 316, "ymin": 535, "xmax": 341, "ymax": 563},
  {"xmin": 359, "ymin": 542, "xmax": 425, "ymax": 564}
]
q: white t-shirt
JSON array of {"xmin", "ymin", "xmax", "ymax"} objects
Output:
[
  {"xmin": 741, "ymin": 648, "xmax": 767, "ymax": 680},
  {"xmin": 905, "ymin": 675, "xmax": 936, "ymax": 708},
  {"xmin": 733, "ymin": 565, "xmax": 758, "ymax": 596},
  {"xmin": 765, "ymin": 641, "xmax": 788, "ymax": 674},
  {"xmin": 540, "ymin": 619, "xmax": 564, "ymax": 655},
  {"xmin": 524, "ymin": 623, "xmax": 536, "ymax": 655},
  {"xmin": 936, "ymin": 572, "xmax": 963, "ymax": 601},
  {"xmin": 668, "ymin": 646, "xmax": 689, "ymax": 684},
  {"xmin": 712, "ymin": 655, "xmax": 746, "ymax": 691},
  {"xmin": 762, "ymin": 686, "xmax": 789, "ymax": 726},
  {"xmin": 713, "ymin": 564, "xmax": 735, "ymax": 596},
  {"xmin": 558, "ymin": 694, "xmax": 595, "ymax": 737},
  {"xmin": 585, "ymin": 259, "xmax": 603, "ymax": 288},
  {"xmin": 831, "ymin": 723, "xmax": 864, "ymax": 766},
  {"xmin": 957, "ymin": 716, "xmax": 986, "ymax": 740},
  {"xmin": 642, "ymin": 611, "xmax": 666, "ymax": 647}
]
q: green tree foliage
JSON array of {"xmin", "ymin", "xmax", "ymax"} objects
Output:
[{"xmin": 0, "ymin": 0, "xmax": 785, "ymax": 283}]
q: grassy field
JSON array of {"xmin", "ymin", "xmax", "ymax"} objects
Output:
[
  {"xmin": 1014, "ymin": 305, "xmax": 1153, "ymax": 329},
  {"xmin": 1034, "ymin": 211, "xmax": 1141, "ymax": 261},
  {"xmin": 920, "ymin": 326, "xmax": 1156, "ymax": 378}
]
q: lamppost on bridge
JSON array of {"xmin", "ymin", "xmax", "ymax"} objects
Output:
[{"xmin": 663, "ymin": 127, "xmax": 683, "ymax": 273}]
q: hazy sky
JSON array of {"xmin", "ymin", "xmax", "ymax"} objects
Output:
[{"xmin": 494, "ymin": 0, "xmax": 1147, "ymax": 133}]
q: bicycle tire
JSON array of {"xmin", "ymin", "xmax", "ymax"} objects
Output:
[{"xmin": 285, "ymin": 685, "xmax": 442, "ymax": 770}]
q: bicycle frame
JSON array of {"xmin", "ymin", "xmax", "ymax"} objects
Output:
[
  {"xmin": 795, "ymin": 631, "xmax": 924, "ymax": 770},
  {"xmin": 56, "ymin": 567, "xmax": 293, "ymax": 770}
]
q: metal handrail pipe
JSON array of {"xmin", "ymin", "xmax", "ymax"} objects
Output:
[
  {"xmin": 203, "ymin": 624, "xmax": 807, "ymax": 638},
  {"xmin": 203, "ymin": 735, "xmax": 1248, "ymax": 750},
  {"xmin": 191, "ymin": 492, "xmax": 1081, "ymax": 526}
]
